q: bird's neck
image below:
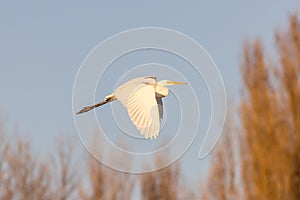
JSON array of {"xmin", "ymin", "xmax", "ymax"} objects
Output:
[{"xmin": 155, "ymin": 85, "xmax": 169, "ymax": 97}]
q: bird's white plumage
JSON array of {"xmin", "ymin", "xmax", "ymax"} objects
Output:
[
  {"xmin": 77, "ymin": 76, "xmax": 186, "ymax": 140},
  {"xmin": 114, "ymin": 81, "xmax": 160, "ymax": 139}
]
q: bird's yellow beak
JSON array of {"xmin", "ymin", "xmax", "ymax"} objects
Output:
[{"xmin": 168, "ymin": 81, "xmax": 187, "ymax": 85}]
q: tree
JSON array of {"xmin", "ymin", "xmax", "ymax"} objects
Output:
[
  {"xmin": 0, "ymin": 123, "xmax": 80, "ymax": 200},
  {"xmin": 201, "ymin": 113, "xmax": 238, "ymax": 200},
  {"xmin": 275, "ymin": 14, "xmax": 300, "ymax": 199},
  {"xmin": 140, "ymin": 154, "xmax": 184, "ymax": 200},
  {"xmin": 203, "ymin": 13, "xmax": 300, "ymax": 200}
]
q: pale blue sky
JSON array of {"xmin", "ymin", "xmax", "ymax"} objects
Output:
[{"xmin": 1, "ymin": 0, "xmax": 300, "ymax": 188}]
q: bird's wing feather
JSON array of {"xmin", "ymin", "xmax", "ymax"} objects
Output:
[
  {"xmin": 155, "ymin": 97, "xmax": 163, "ymax": 120},
  {"xmin": 114, "ymin": 83, "xmax": 160, "ymax": 139}
]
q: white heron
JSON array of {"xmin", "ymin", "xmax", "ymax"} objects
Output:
[{"xmin": 76, "ymin": 76, "xmax": 187, "ymax": 139}]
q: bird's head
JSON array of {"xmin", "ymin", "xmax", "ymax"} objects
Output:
[{"xmin": 157, "ymin": 80, "xmax": 187, "ymax": 87}]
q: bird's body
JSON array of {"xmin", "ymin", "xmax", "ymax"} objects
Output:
[{"xmin": 76, "ymin": 76, "xmax": 186, "ymax": 139}]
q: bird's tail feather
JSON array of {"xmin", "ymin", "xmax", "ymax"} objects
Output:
[{"xmin": 76, "ymin": 95, "xmax": 116, "ymax": 114}]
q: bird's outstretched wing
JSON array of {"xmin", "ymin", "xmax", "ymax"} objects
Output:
[{"xmin": 114, "ymin": 82, "xmax": 160, "ymax": 139}]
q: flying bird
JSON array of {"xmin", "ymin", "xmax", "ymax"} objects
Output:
[{"xmin": 76, "ymin": 76, "xmax": 187, "ymax": 139}]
